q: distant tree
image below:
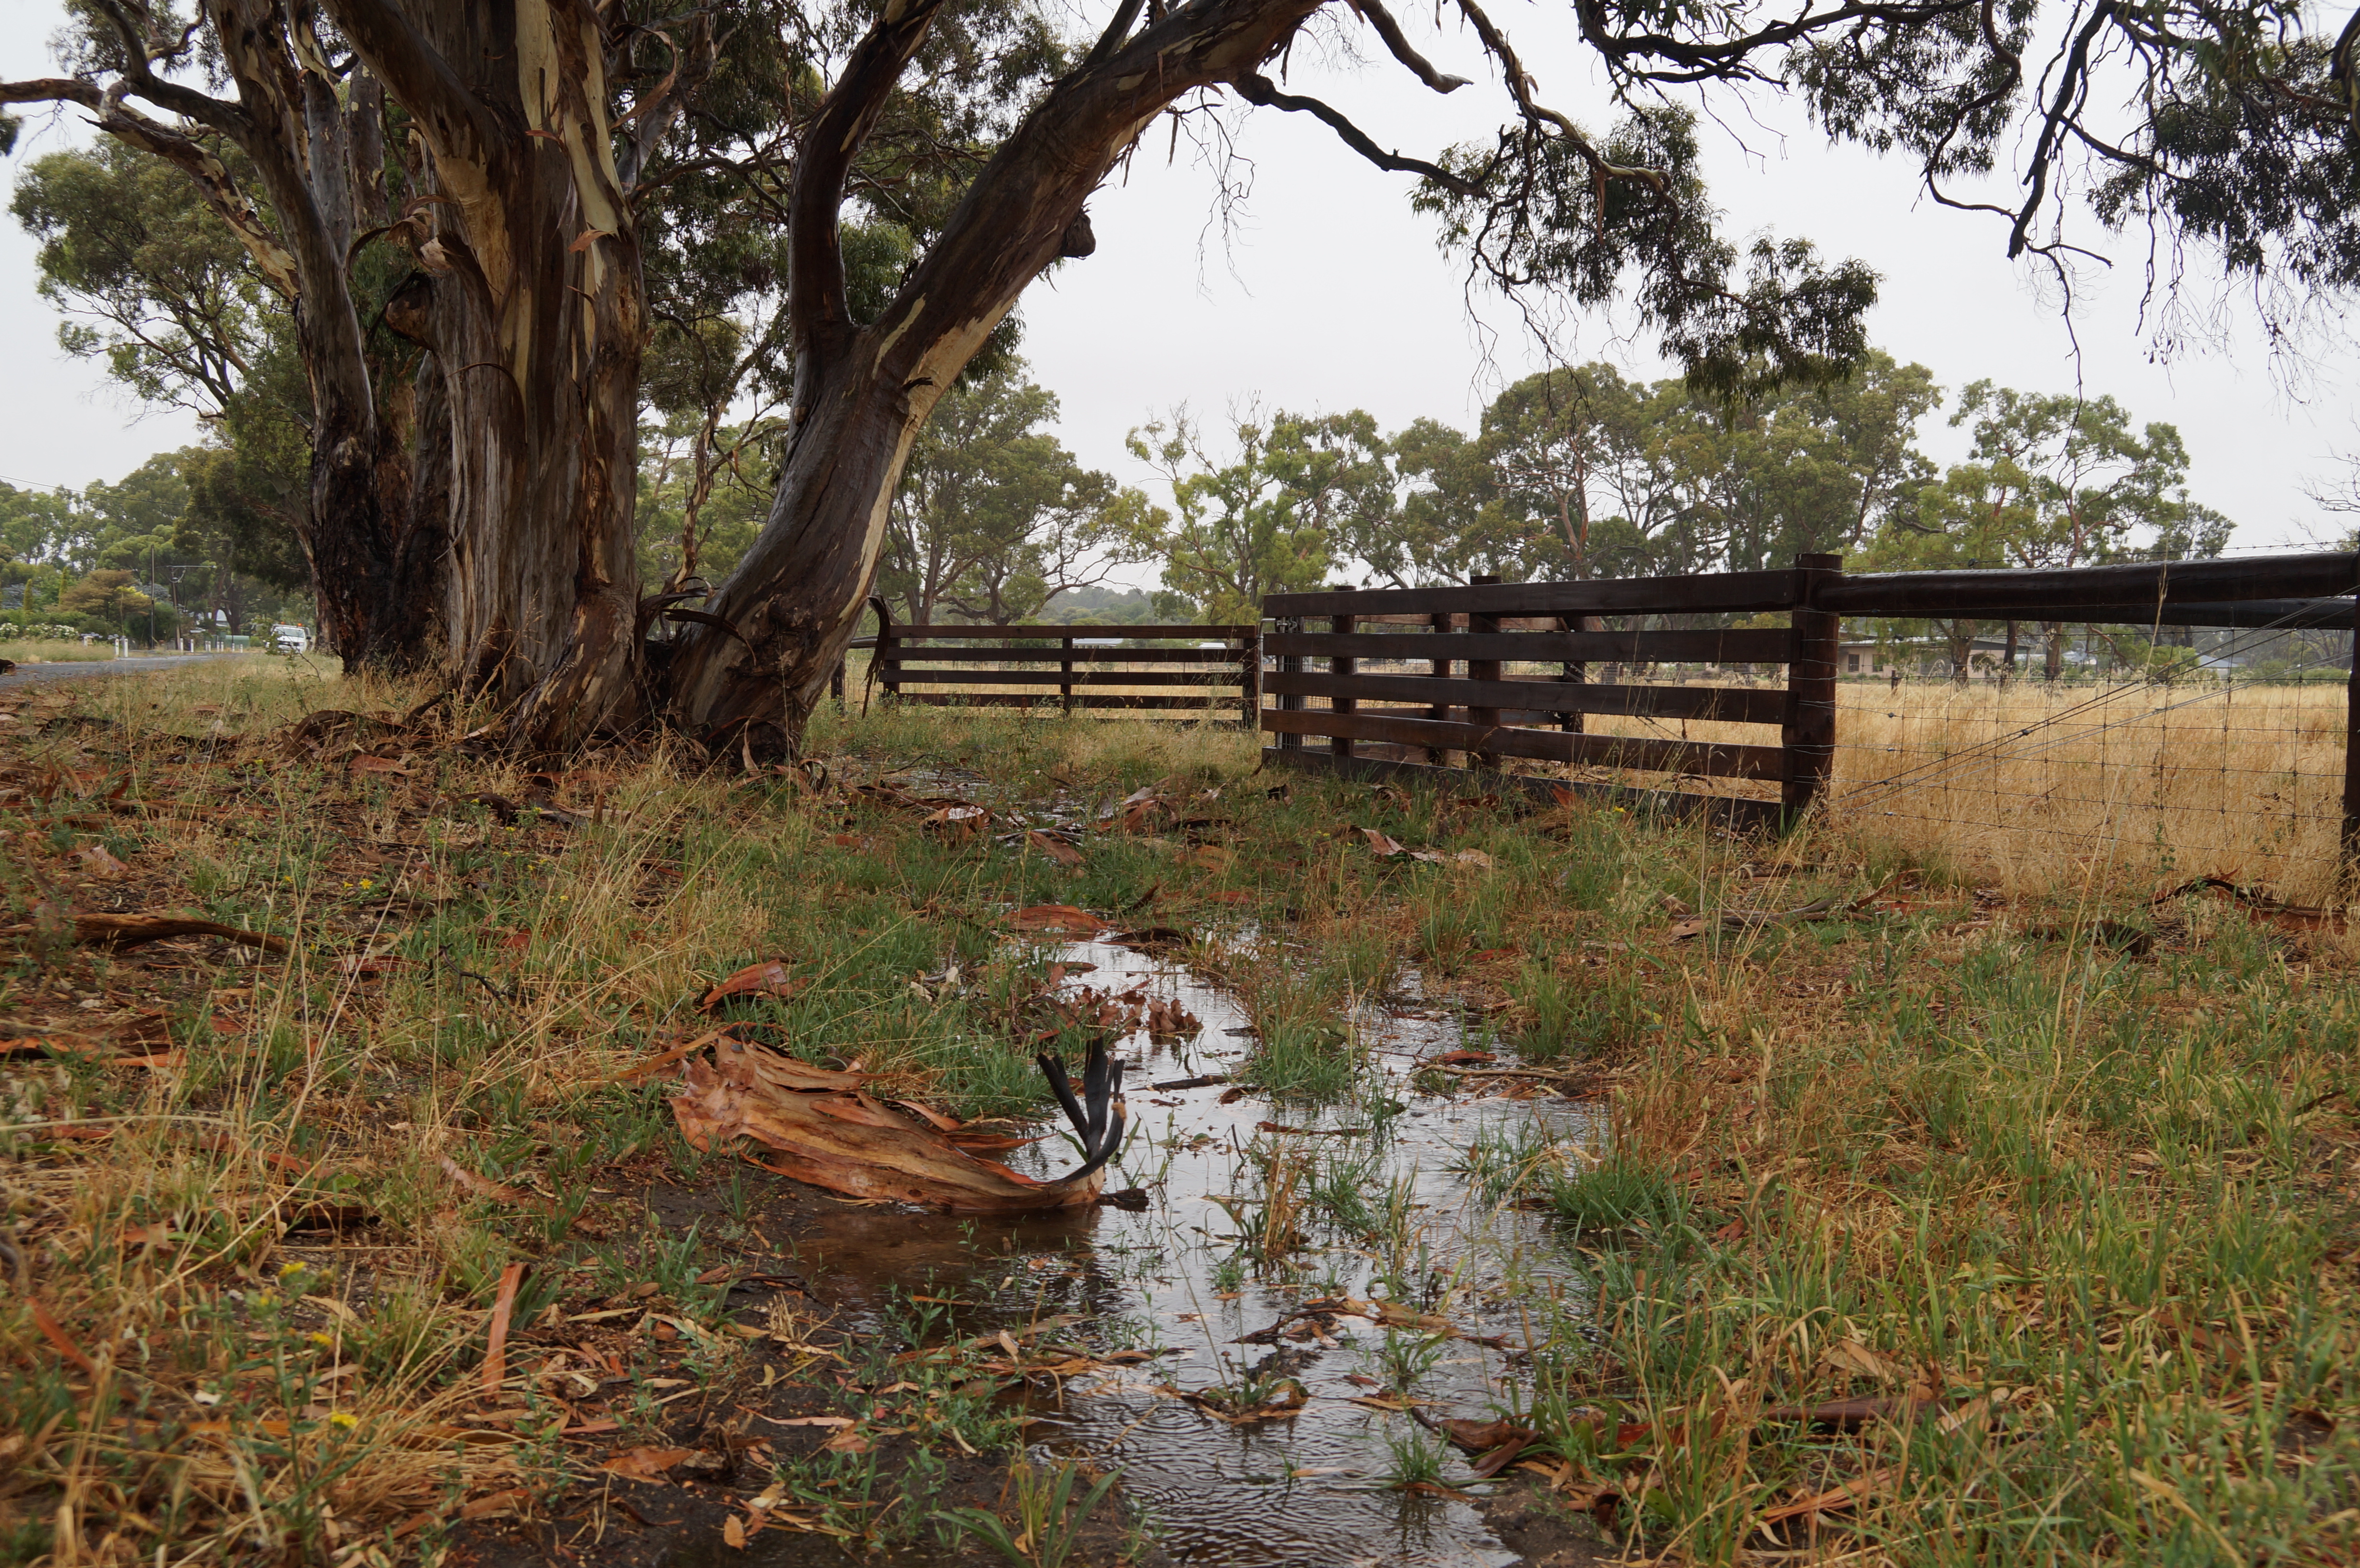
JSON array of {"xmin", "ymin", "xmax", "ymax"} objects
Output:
[
  {"xmin": 1381, "ymin": 371, "xmax": 1661, "ymax": 587},
  {"xmin": 637, "ymin": 413, "xmax": 779, "ymax": 594},
  {"xmin": 0, "ymin": 484, "xmax": 86, "ymax": 576},
  {"xmin": 637, "ymin": 302, "xmax": 790, "ymax": 594},
  {"xmin": 886, "ymin": 366, "xmax": 1158, "ymax": 625},
  {"xmin": 1378, "ymin": 354, "xmax": 1938, "ymax": 590},
  {"xmin": 11, "ymin": 138, "xmax": 267, "ymax": 416},
  {"xmin": 1868, "ymin": 382, "xmax": 2230, "ymax": 677},
  {"xmin": 1034, "ymin": 585, "xmax": 1168, "ymax": 625},
  {"xmin": 58, "ymin": 568, "xmax": 153, "ymax": 631},
  {"xmin": 1130, "ymin": 408, "xmax": 1392, "ymax": 623},
  {"xmin": 1692, "ymin": 353, "xmax": 1942, "ymax": 573}
]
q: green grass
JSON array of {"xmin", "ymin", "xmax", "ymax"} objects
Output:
[{"xmin": 5, "ymin": 676, "xmax": 2360, "ymax": 1563}]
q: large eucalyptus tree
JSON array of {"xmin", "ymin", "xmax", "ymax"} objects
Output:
[{"xmin": 8, "ymin": 0, "xmax": 2349, "ymax": 757}]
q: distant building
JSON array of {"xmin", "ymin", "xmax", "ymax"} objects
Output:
[{"xmin": 1836, "ymin": 636, "xmax": 2095, "ymax": 682}]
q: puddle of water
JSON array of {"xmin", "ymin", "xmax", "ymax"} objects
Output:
[{"xmin": 779, "ymin": 933, "xmax": 1599, "ymax": 1568}]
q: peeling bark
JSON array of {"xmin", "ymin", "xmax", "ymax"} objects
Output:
[{"xmin": 332, "ymin": 0, "xmax": 648, "ymax": 744}]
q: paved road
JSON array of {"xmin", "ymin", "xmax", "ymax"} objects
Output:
[{"xmin": 0, "ymin": 652, "xmax": 246, "ymax": 690}]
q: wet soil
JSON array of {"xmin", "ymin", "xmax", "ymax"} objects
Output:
[{"xmin": 451, "ymin": 927, "xmax": 1606, "ymax": 1568}]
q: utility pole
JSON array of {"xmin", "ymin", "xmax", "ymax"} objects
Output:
[{"xmin": 168, "ymin": 564, "xmax": 189, "ymax": 651}]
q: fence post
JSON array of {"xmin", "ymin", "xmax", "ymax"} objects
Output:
[
  {"xmin": 1468, "ymin": 574, "xmax": 1502, "ymax": 768},
  {"xmin": 1426, "ymin": 611, "xmax": 1452, "ymax": 764},
  {"xmin": 867, "ymin": 596, "xmax": 900, "ymax": 708},
  {"xmin": 830, "ymin": 657, "xmax": 846, "ymax": 712},
  {"xmin": 1330, "ymin": 611, "xmax": 1356, "ymax": 760},
  {"xmin": 2344, "ymin": 591, "xmax": 2360, "ymax": 882},
  {"xmin": 1556, "ymin": 613, "xmax": 1601, "ymax": 733},
  {"xmin": 1239, "ymin": 625, "xmax": 1261, "ymax": 731},
  {"xmin": 1276, "ymin": 616, "xmax": 1303, "ymax": 750},
  {"xmin": 1061, "ymin": 634, "xmax": 1076, "ymax": 715},
  {"xmin": 1783, "ymin": 553, "xmax": 1842, "ymax": 826}
]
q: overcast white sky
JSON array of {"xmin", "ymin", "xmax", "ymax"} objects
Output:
[{"xmin": 1, "ymin": 2, "xmax": 2349, "ymax": 584}]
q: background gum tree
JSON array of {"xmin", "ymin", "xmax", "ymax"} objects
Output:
[
  {"xmin": 1869, "ymin": 383, "xmax": 2233, "ymax": 677},
  {"xmin": 1128, "ymin": 407, "xmax": 1395, "ymax": 623},
  {"xmin": 882, "ymin": 359, "xmax": 1159, "ymax": 626}
]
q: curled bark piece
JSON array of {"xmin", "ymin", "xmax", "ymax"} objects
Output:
[
  {"xmin": 670, "ymin": 1038, "xmax": 1124, "ymax": 1212},
  {"xmin": 69, "ymin": 914, "xmax": 290, "ymax": 954}
]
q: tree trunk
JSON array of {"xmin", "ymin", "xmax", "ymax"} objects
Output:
[
  {"xmin": 332, "ymin": 0, "xmax": 649, "ymax": 749},
  {"xmin": 404, "ymin": 224, "xmax": 643, "ymax": 745},
  {"xmin": 662, "ymin": 0, "xmax": 1323, "ymax": 757},
  {"xmin": 303, "ymin": 410, "xmax": 438, "ymax": 671},
  {"xmin": 669, "ymin": 365, "xmax": 937, "ymax": 753}
]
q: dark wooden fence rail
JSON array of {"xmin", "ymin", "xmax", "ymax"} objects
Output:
[
  {"xmin": 842, "ymin": 599, "xmax": 1260, "ymax": 722},
  {"xmin": 1260, "ymin": 557, "xmax": 1831, "ymax": 830},
  {"xmin": 1260, "ymin": 550, "xmax": 2360, "ymax": 840}
]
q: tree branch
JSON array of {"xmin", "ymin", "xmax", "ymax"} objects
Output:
[
  {"xmin": 2010, "ymin": 0, "xmax": 2113, "ymax": 258},
  {"xmin": 1083, "ymin": 0, "xmax": 1149, "ymax": 69},
  {"xmin": 1352, "ymin": 0, "xmax": 1469, "ymax": 93},
  {"xmin": 0, "ymin": 78, "xmax": 102, "ymax": 110},
  {"xmin": 194, "ymin": 0, "xmax": 373, "ymax": 423},
  {"xmin": 89, "ymin": 90, "xmax": 306, "ymax": 299},
  {"xmin": 1454, "ymin": 0, "xmax": 1666, "ymax": 190},
  {"xmin": 86, "ymin": 0, "xmax": 258, "ymax": 143},
  {"xmin": 615, "ymin": 15, "xmax": 719, "ymax": 191},
  {"xmin": 0, "ymin": 64, "xmax": 305, "ymax": 303},
  {"xmin": 1572, "ymin": 0, "xmax": 1982, "ymax": 81},
  {"xmin": 789, "ymin": 0, "xmax": 953, "ymax": 361},
  {"xmin": 1230, "ymin": 71, "xmax": 1481, "ymax": 194}
]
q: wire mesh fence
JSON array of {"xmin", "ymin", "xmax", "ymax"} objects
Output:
[{"xmin": 1807, "ymin": 612, "xmax": 2355, "ymax": 900}]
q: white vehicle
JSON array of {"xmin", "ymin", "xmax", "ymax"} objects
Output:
[{"xmin": 271, "ymin": 624, "xmax": 310, "ymax": 655}]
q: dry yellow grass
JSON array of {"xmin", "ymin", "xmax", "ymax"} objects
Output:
[
  {"xmin": 1826, "ymin": 677, "xmax": 2348, "ymax": 901},
  {"xmin": 1283, "ymin": 665, "xmax": 2351, "ymax": 902}
]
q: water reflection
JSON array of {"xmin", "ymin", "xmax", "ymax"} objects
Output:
[{"xmin": 779, "ymin": 931, "xmax": 1596, "ymax": 1568}]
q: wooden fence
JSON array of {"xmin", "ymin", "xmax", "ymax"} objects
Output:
[
  {"xmin": 1260, "ymin": 551, "xmax": 2360, "ymax": 838},
  {"xmin": 844, "ymin": 599, "xmax": 1259, "ymax": 721}
]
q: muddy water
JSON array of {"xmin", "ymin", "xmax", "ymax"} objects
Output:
[{"xmin": 781, "ymin": 934, "xmax": 1597, "ymax": 1568}]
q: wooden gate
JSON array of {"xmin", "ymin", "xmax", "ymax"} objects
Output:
[
  {"xmin": 845, "ymin": 600, "xmax": 1260, "ymax": 722},
  {"xmin": 1258, "ymin": 558, "xmax": 1839, "ymax": 829}
]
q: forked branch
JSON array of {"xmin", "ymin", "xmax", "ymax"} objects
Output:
[{"xmin": 1231, "ymin": 71, "xmax": 1482, "ymax": 194}]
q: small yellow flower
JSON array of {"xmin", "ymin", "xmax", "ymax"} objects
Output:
[
  {"xmin": 308, "ymin": 1331, "xmax": 334, "ymax": 1347},
  {"xmin": 278, "ymin": 1262, "xmax": 307, "ymax": 1278},
  {"xmin": 329, "ymin": 1411, "xmax": 357, "ymax": 1430}
]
